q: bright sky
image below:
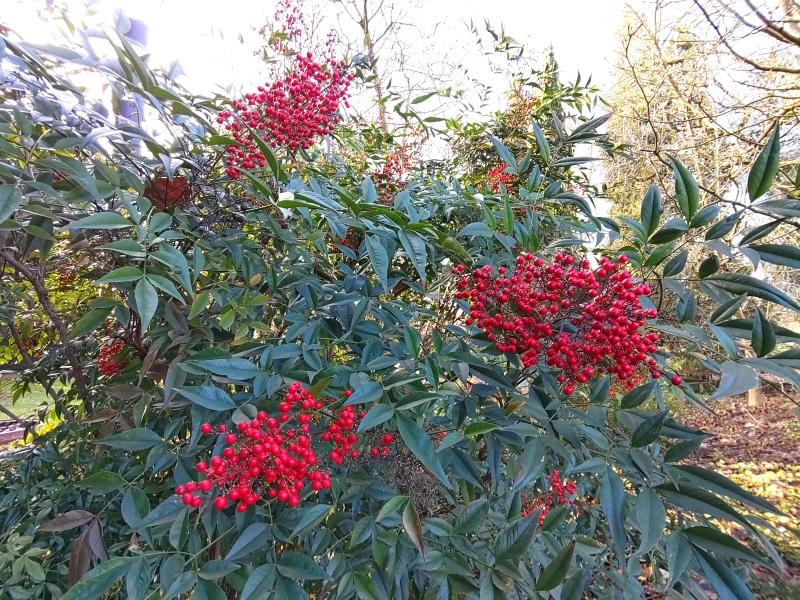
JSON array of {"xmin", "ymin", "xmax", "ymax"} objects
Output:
[{"xmin": 9, "ymin": 0, "xmax": 627, "ymax": 108}]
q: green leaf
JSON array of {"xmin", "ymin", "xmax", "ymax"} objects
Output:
[
  {"xmin": 666, "ymin": 533, "xmax": 692, "ymax": 589},
  {"xmin": 77, "ymin": 471, "xmax": 127, "ymax": 494},
  {"xmin": 494, "ymin": 513, "xmax": 538, "ymax": 567},
  {"xmin": 683, "ymin": 527, "xmax": 767, "ymax": 565},
  {"xmin": 640, "ymin": 184, "xmax": 662, "ymax": 237},
  {"xmin": 711, "ymin": 295, "xmax": 747, "ymax": 323},
  {"xmin": 749, "ymin": 243, "xmax": 800, "ymax": 269},
  {"xmin": 453, "ymin": 498, "xmax": 490, "ymax": 535},
  {"xmin": 656, "ymin": 483, "xmax": 751, "ymax": 528},
  {"xmin": 464, "ymin": 422, "xmax": 499, "ymax": 437},
  {"xmin": 101, "ymin": 239, "xmax": 146, "ymax": 258},
  {"xmin": 535, "ymin": 539, "xmax": 576, "ymax": 591},
  {"xmin": 398, "ymin": 230, "xmax": 427, "ymax": 281},
  {"xmin": 698, "ymin": 255, "xmax": 720, "ymax": 278},
  {"xmin": 134, "ymin": 278, "xmax": 159, "ymax": 331},
  {"xmin": 706, "ymin": 273, "xmax": 800, "ymax": 312},
  {"xmin": 187, "ymin": 358, "xmax": 262, "ymax": 381},
  {"xmin": 599, "ymin": 467, "xmax": 627, "ymax": 561},
  {"xmin": 747, "ymin": 123, "xmax": 780, "ymax": 201},
  {"xmin": 125, "ymin": 557, "xmax": 150, "ymax": 600},
  {"xmin": 354, "ymin": 572, "xmax": 382, "ymax": 600},
  {"xmin": 343, "ymin": 381, "xmax": 383, "ymax": 406},
  {"xmin": 705, "ymin": 212, "xmax": 741, "ymax": 240},
  {"xmin": 62, "ymin": 557, "xmax": 134, "ymax": 600},
  {"xmin": 96, "ymin": 266, "xmax": 143, "ymax": 283},
  {"xmin": 510, "ymin": 439, "xmax": 545, "ymax": 493},
  {"xmin": 225, "ymin": 523, "xmax": 270, "ymax": 561},
  {"xmin": 377, "ymin": 495, "xmax": 408, "ymax": 522},
  {"xmin": 396, "ymin": 415, "xmax": 451, "ymax": 488},
  {"xmin": 357, "ymin": 404, "xmax": 394, "ymax": 433},
  {"xmin": 163, "ymin": 572, "xmax": 196, "ymax": 600},
  {"xmin": 620, "ymin": 380, "xmax": 657, "ymax": 409},
  {"xmin": 751, "ymin": 308, "xmax": 776, "ymax": 357},
  {"xmin": 198, "ymin": 560, "xmax": 241, "ymax": 580},
  {"xmin": 189, "ymin": 292, "xmax": 211, "ymax": 319},
  {"xmin": 402, "ymin": 502, "xmax": 425, "ymax": 556},
  {"xmin": 276, "ymin": 553, "xmax": 329, "ymax": 580},
  {"xmin": 694, "ymin": 548, "xmax": 756, "ymax": 600},
  {"xmin": 663, "ymin": 250, "xmax": 688, "ymax": 276},
  {"xmin": 644, "ymin": 241, "xmax": 677, "ymax": 267},
  {"xmin": 175, "ymin": 385, "xmax": 235, "ymax": 411},
  {"xmin": 489, "ymin": 135, "xmax": 517, "ymax": 172},
  {"xmin": 531, "ymin": 123, "xmax": 551, "ymax": 164},
  {"xmin": 67, "ymin": 212, "xmax": 133, "ymax": 230},
  {"xmin": 193, "ymin": 580, "xmax": 227, "ymax": 600},
  {"xmin": 709, "ymin": 361, "xmax": 758, "ymax": 400},
  {"xmin": 241, "ymin": 565, "xmax": 275, "ymax": 600},
  {"xmin": 649, "ymin": 222, "xmax": 687, "ymax": 244},
  {"xmin": 69, "ymin": 306, "xmax": 114, "ymax": 339},
  {"xmin": 146, "ymin": 274, "xmax": 184, "ymax": 303},
  {"xmin": 290, "ymin": 504, "xmax": 331, "ymax": 538},
  {"xmin": 669, "ymin": 465, "xmax": 780, "ymax": 514},
  {"xmin": 689, "ymin": 204, "xmax": 720, "ymax": 228},
  {"xmin": 0, "ymin": 185, "xmax": 22, "ymax": 223},
  {"xmin": 670, "ymin": 157, "xmax": 700, "ymax": 220},
  {"xmin": 365, "ymin": 235, "xmax": 390, "ymax": 291},
  {"xmin": 634, "ymin": 490, "xmax": 666, "ymax": 555},
  {"xmin": 98, "ymin": 428, "xmax": 162, "ymax": 451},
  {"xmin": 631, "ymin": 410, "xmax": 668, "ymax": 447}
]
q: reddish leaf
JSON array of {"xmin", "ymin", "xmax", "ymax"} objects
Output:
[
  {"xmin": 68, "ymin": 528, "xmax": 91, "ymax": 585},
  {"xmin": 39, "ymin": 510, "xmax": 95, "ymax": 532}
]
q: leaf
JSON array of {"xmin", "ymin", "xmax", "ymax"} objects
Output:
[
  {"xmin": 69, "ymin": 306, "xmax": 114, "ymax": 339},
  {"xmin": 689, "ymin": 204, "xmax": 720, "ymax": 229},
  {"xmin": 749, "ymin": 243, "xmax": 800, "ymax": 268},
  {"xmin": 357, "ymin": 404, "xmax": 394, "ymax": 433},
  {"xmin": 277, "ymin": 553, "xmax": 329, "ymax": 580},
  {"xmin": 402, "ymin": 502, "xmax": 425, "ymax": 556},
  {"xmin": 535, "ymin": 539, "xmax": 576, "ymax": 591},
  {"xmin": 354, "ymin": 572, "xmax": 382, "ymax": 600},
  {"xmin": 632, "ymin": 410, "xmax": 668, "ymax": 447},
  {"xmin": 101, "ymin": 239, "xmax": 146, "ymax": 258},
  {"xmin": 599, "ymin": 467, "xmax": 627, "ymax": 561},
  {"xmin": 77, "ymin": 471, "xmax": 126, "ymax": 494},
  {"xmin": 751, "ymin": 308, "xmax": 776, "ymax": 357},
  {"xmin": 377, "ymin": 495, "xmax": 408, "ymax": 521},
  {"xmin": 669, "ymin": 465, "xmax": 779, "ymax": 514},
  {"xmin": 709, "ymin": 361, "xmax": 759, "ymax": 400},
  {"xmin": 0, "ymin": 184, "xmax": 22, "ymax": 222},
  {"xmin": 193, "ymin": 580, "xmax": 227, "ymax": 600},
  {"xmin": 140, "ymin": 496, "xmax": 184, "ymax": 527},
  {"xmin": 640, "ymin": 184, "xmax": 662, "ymax": 237},
  {"xmin": 510, "ymin": 439, "xmax": 545, "ymax": 493},
  {"xmin": 694, "ymin": 547, "xmax": 756, "ymax": 600},
  {"xmin": 96, "ymin": 266, "xmax": 143, "ymax": 283},
  {"xmin": 621, "ymin": 380, "xmax": 657, "ymax": 409},
  {"xmin": 39, "ymin": 510, "xmax": 95, "ymax": 532},
  {"xmin": 634, "ymin": 490, "xmax": 666, "ymax": 555},
  {"xmin": 198, "ymin": 559, "xmax": 241, "ymax": 580},
  {"xmin": 225, "ymin": 523, "xmax": 270, "ymax": 561},
  {"xmin": 683, "ymin": 527, "xmax": 767, "ymax": 565},
  {"xmin": 705, "ymin": 273, "xmax": 800, "ymax": 312},
  {"xmin": 290, "ymin": 504, "xmax": 331, "ymax": 538},
  {"xmin": 711, "ymin": 295, "xmax": 747, "ymax": 323},
  {"xmin": 134, "ymin": 278, "xmax": 159, "ymax": 331},
  {"xmin": 396, "ymin": 415, "xmax": 451, "ymax": 489},
  {"xmin": 162, "ymin": 571, "xmax": 197, "ymax": 600},
  {"xmin": 187, "ymin": 358, "xmax": 262, "ymax": 381},
  {"xmin": 464, "ymin": 422, "xmax": 498, "ymax": 437},
  {"xmin": 458, "ymin": 222, "xmax": 494, "ymax": 237},
  {"xmin": 705, "ymin": 211, "xmax": 741, "ymax": 240},
  {"xmin": 699, "ymin": 255, "xmax": 720, "ymax": 278},
  {"xmin": 241, "ymin": 565, "xmax": 275, "ymax": 600},
  {"xmin": 663, "ymin": 250, "xmax": 688, "ymax": 276},
  {"xmin": 98, "ymin": 428, "xmax": 162, "ymax": 451},
  {"xmin": 67, "ymin": 212, "xmax": 133, "ymax": 230},
  {"xmin": 531, "ymin": 122, "xmax": 551, "ymax": 164},
  {"xmin": 494, "ymin": 513, "xmax": 538, "ymax": 566},
  {"xmin": 365, "ymin": 235, "xmax": 390, "ymax": 291},
  {"xmin": 398, "ymin": 230, "xmax": 427, "ymax": 281},
  {"xmin": 670, "ymin": 157, "xmax": 700, "ymax": 220},
  {"xmin": 175, "ymin": 386, "xmax": 236, "ymax": 411},
  {"xmin": 453, "ymin": 498, "xmax": 490, "ymax": 535},
  {"xmin": 656, "ymin": 483, "xmax": 751, "ymax": 529},
  {"xmin": 62, "ymin": 557, "xmax": 134, "ymax": 600},
  {"xmin": 747, "ymin": 123, "xmax": 780, "ymax": 201},
  {"xmin": 125, "ymin": 557, "xmax": 150, "ymax": 600},
  {"xmin": 343, "ymin": 381, "xmax": 383, "ymax": 406},
  {"xmin": 489, "ymin": 134, "xmax": 517, "ymax": 172},
  {"xmin": 189, "ymin": 292, "xmax": 211, "ymax": 319}
]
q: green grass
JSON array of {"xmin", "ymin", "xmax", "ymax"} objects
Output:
[{"xmin": 0, "ymin": 378, "xmax": 53, "ymax": 419}]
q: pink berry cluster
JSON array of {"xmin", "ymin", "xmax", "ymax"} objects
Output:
[
  {"xmin": 219, "ymin": 52, "xmax": 352, "ymax": 178},
  {"xmin": 521, "ymin": 469, "xmax": 578, "ymax": 525},
  {"xmin": 454, "ymin": 253, "xmax": 664, "ymax": 394},
  {"xmin": 178, "ymin": 384, "xmax": 395, "ymax": 512},
  {"xmin": 486, "ymin": 164, "xmax": 515, "ymax": 192},
  {"xmin": 268, "ymin": 0, "xmax": 306, "ymax": 52}
]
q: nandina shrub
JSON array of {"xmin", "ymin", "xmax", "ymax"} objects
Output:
[{"xmin": 1, "ymin": 20, "xmax": 799, "ymax": 600}]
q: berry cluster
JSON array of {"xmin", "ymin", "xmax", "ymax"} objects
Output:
[
  {"xmin": 219, "ymin": 52, "xmax": 352, "ymax": 178},
  {"xmin": 340, "ymin": 228, "xmax": 363, "ymax": 252},
  {"xmin": 486, "ymin": 164, "xmax": 515, "ymax": 193},
  {"xmin": 373, "ymin": 146, "xmax": 416, "ymax": 206},
  {"xmin": 454, "ymin": 253, "xmax": 664, "ymax": 394},
  {"xmin": 178, "ymin": 384, "xmax": 394, "ymax": 512},
  {"xmin": 267, "ymin": 0, "xmax": 306, "ymax": 52},
  {"xmin": 520, "ymin": 469, "xmax": 577, "ymax": 525},
  {"xmin": 98, "ymin": 339, "xmax": 125, "ymax": 377}
]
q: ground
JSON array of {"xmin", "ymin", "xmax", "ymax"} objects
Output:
[{"xmin": 679, "ymin": 390, "xmax": 800, "ymax": 599}]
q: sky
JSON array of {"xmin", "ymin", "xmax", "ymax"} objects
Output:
[{"xmin": 7, "ymin": 0, "xmax": 628, "ymax": 106}]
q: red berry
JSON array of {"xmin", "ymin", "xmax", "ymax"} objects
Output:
[
  {"xmin": 200, "ymin": 423, "xmax": 213, "ymax": 435},
  {"xmin": 671, "ymin": 375, "xmax": 683, "ymax": 386}
]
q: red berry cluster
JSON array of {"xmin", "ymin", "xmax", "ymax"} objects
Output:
[
  {"xmin": 178, "ymin": 385, "xmax": 395, "ymax": 512},
  {"xmin": 520, "ymin": 469, "xmax": 578, "ymax": 525},
  {"xmin": 268, "ymin": 0, "xmax": 305, "ymax": 52},
  {"xmin": 340, "ymin": 228, "xmax": 363, "ymax": 252},
  {"xmin": 454, "ymin": 253, "xmax": 662, "ymax": 394},
  {"xmin": 98, "ymin": 339, "xmax": 125, "ymax": 377},
  {"xmin": 486, "ymin": 164, "xmax": 515, "ymax": 192},
  {"xmin": 219, "ymin": 53, "xmax": 352, "ymax": 178},
  {"xmin": 373, "ymin": 145, "xmax": 416, "ymax": 206}
]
